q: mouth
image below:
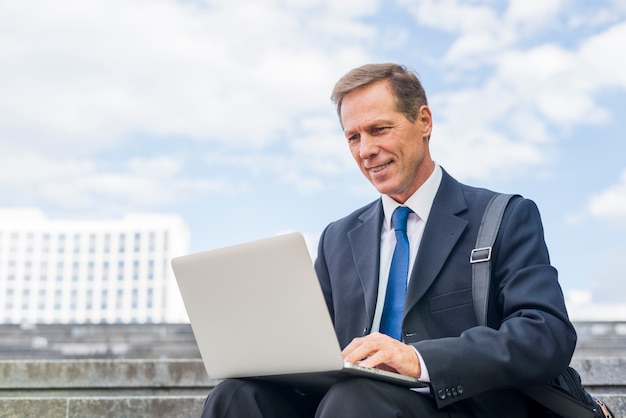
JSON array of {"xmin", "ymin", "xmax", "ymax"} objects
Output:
[{"xmin": 369, "ymin": 161, "xmax": 392, "ymax": 173}]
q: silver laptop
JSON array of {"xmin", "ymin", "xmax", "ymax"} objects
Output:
[{"xmin": 171, "ymin": 232, "xmax": 425, "ymax": 392}]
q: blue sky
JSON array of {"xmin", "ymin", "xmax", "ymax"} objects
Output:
[{"xmin": 1, "ymin": 0, "xmax": 625, "ymax": 320}]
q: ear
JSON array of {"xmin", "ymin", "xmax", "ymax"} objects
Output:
[{"xmin": 417, "ymin": 105, "xmax": 433, "ymax": 139}]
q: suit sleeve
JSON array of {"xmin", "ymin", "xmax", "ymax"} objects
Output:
[{"xmin": 414, "ymin": 197, "xmax": 577, "ymax": 408}]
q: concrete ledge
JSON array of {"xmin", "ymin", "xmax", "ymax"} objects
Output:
[
  {"xmin": 0, "ymin": 359, "xmax": 218, "ymax": 389},
  {"xmin": 0, "ymin": 358, "xmax": 624, "ymax": 417},
  {"xmin": 571, "ymin": 357, "xmax": 626, "ymax": 388},
  {"xmin": 3, "ymin": 357, "xmax": 619, "ymax": 389},
  {"xmin": 0, "ymin": 396, "xmax": 206, "ymax": 418},
  {"xmin": 0, "ymin": 359, "xmax": 214, "ymax": 416}
]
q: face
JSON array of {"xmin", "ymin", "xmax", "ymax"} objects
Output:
[{"xmin": 340, "ymin": 79, "xmax": 434, "ymax": 203}]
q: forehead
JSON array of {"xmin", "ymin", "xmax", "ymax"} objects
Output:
[{"xmin": 340, "ymin": 80, "xmax": 399, "ymax": 130}]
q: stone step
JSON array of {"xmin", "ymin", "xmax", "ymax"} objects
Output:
[
  {"xmin": 0, "ymin": 359, "xmax": 215, "ymax": 417},
  {"xmin": 2, "ymin": 322, "xmax": 626, "ymax": 361},
  {"xmin": 0, "ymin": 359, "xmax": 216, "ymax": 389},
  {"xmin": 0, "ymin": 396, "xmax": 206, "ymax": 418},
  {"xmin": 0, "ymin": 358, "xmax": 624, "ymax": 417},
  {"xmin": 3, "ymin": 358, "xmax": 620, "ymax": 390},
  {"xmin": 0, "ymin": 323, "xmax": 202, "ymax": 360}
]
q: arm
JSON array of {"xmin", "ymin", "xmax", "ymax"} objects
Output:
[{"xmin": 415, "ymin": 197, "xmax": 577, "ymax": 407}]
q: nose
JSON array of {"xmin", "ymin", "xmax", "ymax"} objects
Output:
[{"xmin": 359, "ymin": 134, "xmax": 378, "ymax": 160}]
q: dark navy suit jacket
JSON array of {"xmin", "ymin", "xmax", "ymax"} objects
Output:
[{"xmin": 314, "ymin": 168, "xmax": 576, "ymax": 417}]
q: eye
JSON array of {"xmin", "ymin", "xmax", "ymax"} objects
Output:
[
  {"xmin": 347, "ymin": 133, "xmax": 360, "ymax": 142},
  {"xmin": 372, "ymin": 126, "xmax": 389, "ymax": 135}
]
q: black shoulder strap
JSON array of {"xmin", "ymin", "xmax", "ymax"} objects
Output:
[
  {"xmin": 471, "ymin": 193, "xmax": 597, "ymax": 418},
  {"xmin": 471, "ymin": 193, "xmax": 515, "ymax": 326}
]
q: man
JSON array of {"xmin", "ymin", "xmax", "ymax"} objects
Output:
[{"xmin": 202, "ymin": 63, "xmax": 577, "ymax": 417}]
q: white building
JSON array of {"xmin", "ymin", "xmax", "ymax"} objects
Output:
[{"xmin": 0, "ymin": 208, "xmax": 190, "ymax": 324}]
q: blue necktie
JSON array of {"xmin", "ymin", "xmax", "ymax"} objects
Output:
[{"xmin": 379, "ymin": 206, "xmax": 412, "ymax": 341}]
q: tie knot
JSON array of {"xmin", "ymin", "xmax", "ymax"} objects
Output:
[{"xmin": 392, "ymin": 206, "xmax": 412, "ymax": 232}]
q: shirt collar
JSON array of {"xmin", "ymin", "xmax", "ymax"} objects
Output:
[{"xmin": 381, "ymin": 163, "xmax": 442, "ymax": 228}]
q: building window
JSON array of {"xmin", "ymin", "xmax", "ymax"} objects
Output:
[
  {"xmin": 89, "ymin": 234, "xmax": 96, "ymax": 254},
  {"xmin": 38, "ymin": 289, "xmax": 46, "ymax": 310},
  {"xmin": 117, "ymin": 261, "xmax": 124, "ymax": 281},
  {"xmin": 72, "ymin": 261, "xmax": 79, "ymax": 282},
  {"xmin": 133, "ymin": 260, "xmax": 139, "ymax": 281},
  {"xmin": 24, "ymin": 261, "xmax": 32, "ymax": 281},
  {"xmin": 88, "ymin": 261, "xmax": 94, "ymax": 282},
  {"xmin": 56, "ymin": 261, "xmax": 64, "ymax": 282},
  {"xmin": 73, "ymin": 234, "xmax": 81, "ymax": 254},
  {"xmin": 70, "ymin": 289, "xmax": 78, "ymax": 310},
  {"xmin": 134, "ymin": 232, "xmax": 141, "ymax": 252},
  {"xmin": 22, "ymin": 289, "xmax": 31, "ymax": 310},
  {"xmin": 104, "ymin": 233, "xmax": 111, "ymax": 253},
  {"xmin": 119, "ymin": 233, "xmax": 126, "ymax": 253},
  {"xmin": 116, "ymin": 289, "xmax": 123, "ymax": 309},
  {"xmin": 54, "ymin": 290, "xmax": 62, "ymax": 310},
  {"xmin": 42, "ymin": 233, "xmax": 50, "ymax": 253},
  {"xmin": 58, "ymin": 234, "xmax": 66, "ymax": 253},
  {"xmin": 101, "ymin": 289, "xmax": 108, "ymax": 309},
  {"xmin": 26, "ymin": 233, "xmax": 34, "ymax": 253},
  {"xmin": 10, "ymin": 232, "xmax": 18, "ymax": 253},
  {"xmin": 149, "ymin": 232, "xmax": 156, "ymax": 252}
]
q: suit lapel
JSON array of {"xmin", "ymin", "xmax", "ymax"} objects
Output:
[
  {"xmin": 347, "ymin": 200, "xmax": 384, "ymax": 328},
  {"xmin": 404, "ymin": 172, "xmax": 468, "ymax": 316}
]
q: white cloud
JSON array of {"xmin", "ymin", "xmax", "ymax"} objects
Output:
[
  {"xmin": 566, "ymin": 168, "xmax": 626, "ymax": 227},
  {"xmin": 2, "ymin": 0, "xmax": 626, "ymax": 213},
  {"xmin": 201, "ymin": 117, "xmax": 357, "ymax": 196},
  {"xmin": 0, "ymin": 0, "xmax": 382, "ymax": 211},
  {"xmin": 0, "ymin": 0, "xmax": 375, "ymax": 152},
  {"xmin": 579, "ymin": 21, "xmax": 626, "ymax": 90},
  {"xmin": 397, "ymin": 2, "xmax": 626, "ymax": 182},
  {"xmin": 429, "ymin": 80, "xmax": 550, "ymax": 181},
  {"xmin": 0, "ymin": 153, "xmax": 93, "ymax": 185},
  {"xmin": 401, "ymin": 0, "xmax": 499, "ymax": 34},
  {"xmin": 566, "ymin": 289, "xmax": 626, "ymax": 321},
  {"xmin": 505, "ymin": 0, "xmax": 563, "ymax": 25},
  {"xmin": 583, "ymin": 168, "xmax": 626, "ymax": 226},
  {"xmin": 495, "ymin": 44, "xmax": 611, "ymax": 126},
  {"xmin": 0, "ymin": 150, "xmax": 233, "ymax": 215},
  {"xmin": 400, "ymin": 0, "xmax": 565, "ymax": 69}
]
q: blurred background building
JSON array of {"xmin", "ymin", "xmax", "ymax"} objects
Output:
[{"xmin": 0, "ymin": 208, "xmax": 190, "ymax": 325}]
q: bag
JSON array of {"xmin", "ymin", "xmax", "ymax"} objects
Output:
[
  {"xmin": 524, "ymin": 367, "xmax": 614, "ymax": 418},
  {"xmin": 471, "ymin": 193, "xmax": 615, "ymax": 418}
]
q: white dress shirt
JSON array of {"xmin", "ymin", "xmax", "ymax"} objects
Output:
[{"xmin": 371, "ymin": 163, "xmax": 442, "ymax": 385}]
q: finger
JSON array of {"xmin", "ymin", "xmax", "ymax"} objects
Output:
[
  {"xmin": 358, "ymin": 340, "xmax": 421, "ymax": 378},
  {"xmin": 341, "ymin": 335, "xmax": 367, "ymax": 358},
  {"xmin": 342, "ymin": 334, "xmax": 385, "ymax": 363}
]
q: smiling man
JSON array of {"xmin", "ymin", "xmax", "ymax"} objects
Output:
[
  {"xmin": 342, "ymin": 77, "xmax": 434, "ymax": 206},
  {"xmin": 201, "ymin": 63, "xmax": 576, "ymax": 418}
]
